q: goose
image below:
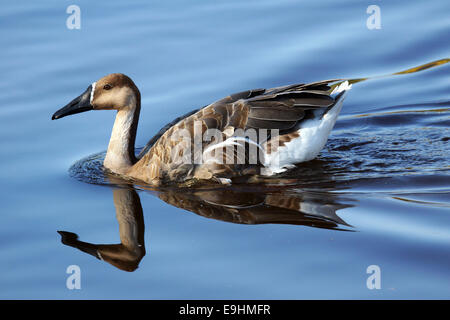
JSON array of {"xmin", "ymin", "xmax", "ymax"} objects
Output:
[{"xmin": 52, "ymin": 73, "xmax": 351, "ymax": 185}]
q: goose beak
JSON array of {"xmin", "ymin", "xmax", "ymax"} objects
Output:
[{"xmin": 52, "ymin": 85, "xmax": 93, "ymax": 120}]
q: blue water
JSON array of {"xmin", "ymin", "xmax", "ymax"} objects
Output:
[{"xmin": 0, "ymin": 0, "xmax": 449, "ymax": 299}]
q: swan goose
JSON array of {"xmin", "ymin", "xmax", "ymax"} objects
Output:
[{"xmin": 52, "ymin": 73, "xmax": 351, "ymax": 185}]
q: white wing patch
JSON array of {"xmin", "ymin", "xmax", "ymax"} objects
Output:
[
  {"xmin": 202, "ymin": 136, "xmax": 265, "ymax": 165},
  {"xmin": 262, "ymin": 90, "xmax": 349, "ymax": 176}
]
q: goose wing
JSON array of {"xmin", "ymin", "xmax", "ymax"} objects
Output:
[
  {"xmin": 192, "ymin": 79, "xmax": 342, "ymax": 174},
  {"xmin": 192, "ymin": 79, "xmax": 341, "ymax": 142}
]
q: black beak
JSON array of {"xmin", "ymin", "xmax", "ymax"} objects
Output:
[{"xmin": 52, "ymin": 85, "xmax": 94, "ymax": 120}]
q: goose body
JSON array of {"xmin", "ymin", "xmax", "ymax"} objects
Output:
[{"xmin": 52, "ymin": 74, "xmax": 351, "ymax": 185}]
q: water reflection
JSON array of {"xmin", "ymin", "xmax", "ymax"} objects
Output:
[
  {"xmin": 158, "ymin": 187, "xmax": 352, "ymax": 228},
  {"xmin": 58, "ymin": 187, "xmax": 145, "ymax": 272},
  {"xmin": 58, "ymin": 183, "xmax": 352, "ymax": 272}
]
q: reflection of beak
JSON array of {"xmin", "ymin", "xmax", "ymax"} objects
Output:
[
  {"xmin": 52, "ymin": 85, "xmax": 93, "ymax": 120},
  {"xmin": 57, "ymin": 231, "xmax": 101, "ymax": 259}
]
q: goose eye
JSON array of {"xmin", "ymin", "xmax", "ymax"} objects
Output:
[{"xmin": 103, "ymin": 84, "xmax": 112, "ymax": 90}]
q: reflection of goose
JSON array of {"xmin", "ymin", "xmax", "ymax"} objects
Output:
[
  {"xmin": 59, "ymin": 184, "xmax": 352, "ymax": 272},
  {"xmin": 157, "ymin": 187, "xmax": 352, "ymax": 230},
  {"xmin": 58, "ymin": 188, "xmax": 145, "ymax": 272},
  {"xmin": 52, "ymin": 73, "xmax": 351, "ymax": 185}
]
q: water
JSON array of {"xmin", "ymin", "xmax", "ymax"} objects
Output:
[{"xmin": 0, "ymin": 0, "xmax": 449, "ymax": 299}]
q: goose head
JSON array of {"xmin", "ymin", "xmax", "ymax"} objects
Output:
[{"xmin": 52, "ymin": 73, "xmax": 140, "ymax": 120}]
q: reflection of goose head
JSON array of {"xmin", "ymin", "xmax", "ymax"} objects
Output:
[{"xmin": 58, "ymin": 187, "xmax": 145, "ymax": 272}]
